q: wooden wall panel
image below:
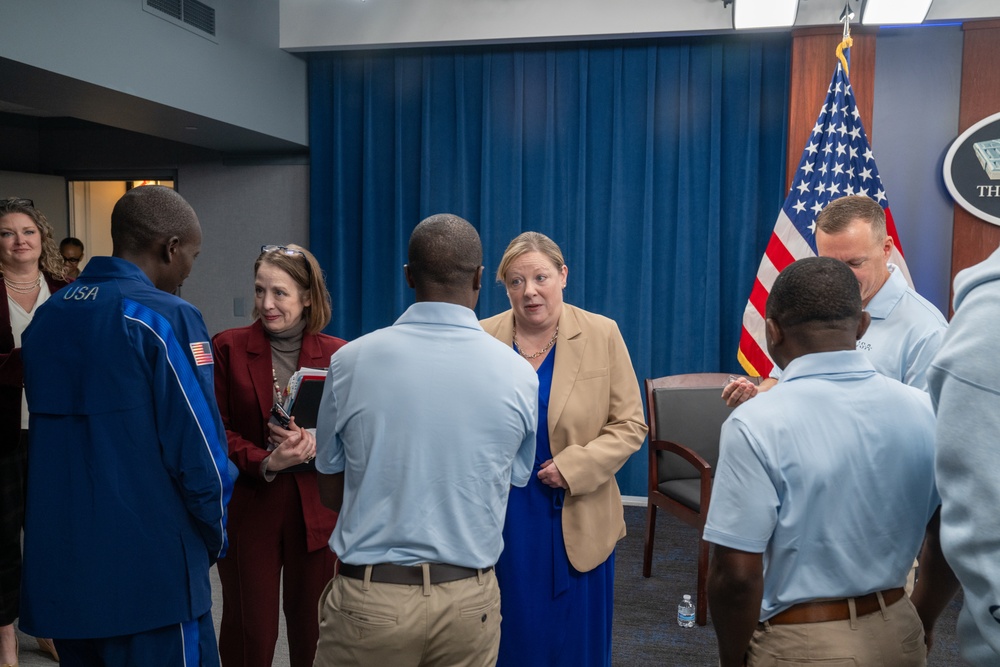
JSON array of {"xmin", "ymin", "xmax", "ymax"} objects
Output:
[
  {"xmin": 951, "ymin": 20, "xmax": 1000, "ymax": 293},
  {"xmin": 787, "ymin": 27, "xmax": 876, "ymax": 193}
]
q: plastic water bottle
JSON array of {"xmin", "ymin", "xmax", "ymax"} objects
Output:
[{"xmin": 677, "ymin": 594, "xmax": 695, "ymax": 627}]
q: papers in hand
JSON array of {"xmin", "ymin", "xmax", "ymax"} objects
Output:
[{"xmin": 277, "ymin": 367, "xmax": 328, "ymax": 430}]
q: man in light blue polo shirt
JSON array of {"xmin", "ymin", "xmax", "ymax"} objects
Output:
[
  {"xmin": 705, "ymin": 257, "xmax": 950, "ymax": 667},
  {"xmin": 814, "ymin": 195, "xmax": 946, "ymax": 390},
  {"xmin": 313, "ymin": 214, "xmax": 538, "ymax": 667},
  {"xmin": 724, "ymin": 195, "xmax": 947, "ymax": 405}
]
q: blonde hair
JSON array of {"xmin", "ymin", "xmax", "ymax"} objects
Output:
[
  {"xmin": 0, "ymin": 197, "xmax": 66, "ymax": 278},
  {"xmin": 816, "ymin": 195, "xmax": 887, "ymax": 242},
  {"xmin": 253, "ymin": 244, "xmax": 332, "ymax": 334},
  {"xmin": 495, "ymin": 231, "xmax": 565, "ymax": 284}
]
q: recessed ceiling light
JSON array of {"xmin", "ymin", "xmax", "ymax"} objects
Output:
[
  {"xmin": 732, "ymin": 0, "xmax": 798, "ymax": 30},
  {"xmin": 861, "ymin": 0, "xmax": 933, "ymax": 25}
]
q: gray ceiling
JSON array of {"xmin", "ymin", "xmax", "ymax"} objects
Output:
[
  {"xmin": 1, "ymin": 0, "xmax": 997, "ymax": 157},
  {"xmin": 0, "ymin": 56, "xmax": 306, "ymax": 157}
]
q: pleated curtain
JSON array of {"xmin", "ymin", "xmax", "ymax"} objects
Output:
[{"xmin": 308, "ymin": 35, "xmax": 790, "ymax": 495}]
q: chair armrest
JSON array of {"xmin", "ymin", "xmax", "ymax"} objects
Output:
[
  {"xmin": 650, "ymin": 439, "xmax": 712, "ymax": 474},
  {"xmin": 651, "ymin": 439, "xmax": 714, "ymax": 520}
]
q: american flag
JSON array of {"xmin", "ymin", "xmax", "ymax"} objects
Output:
[
  {"xmin": 737, "ymin": 60, "xmax": 912, "ymax": 378},
  {"xmin": 190, "ymin": 341, "xmax": 214, "ymax": 366}
]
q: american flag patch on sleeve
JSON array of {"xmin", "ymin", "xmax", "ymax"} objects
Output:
[{"xmin": 190, "ymin": 342, "xmax": 214, "ymax": 366}]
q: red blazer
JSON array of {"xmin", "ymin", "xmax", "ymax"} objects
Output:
[
  {"xmin": 0, "ymin": 273, "xmax": 70, "ymax": 448},
  {"xmin": 212, "ymin": 320, "xmax": 347, "ymax": 552}
]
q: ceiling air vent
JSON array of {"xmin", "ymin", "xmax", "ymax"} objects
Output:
[
  {"xmin": 147, "ymin": 0, "xmax": 181, "ymax": 18},
  {"xmin": 143, "ymin": 0, "xmax": 217, "ymax": 42},
  {"xmin": 182, "ymin": 0, "xmax": 215, "ymax": 35}
]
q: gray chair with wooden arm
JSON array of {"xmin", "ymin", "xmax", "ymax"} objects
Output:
[{"xmin": 642, "ymin": 372, "xmax": 758, "ymax": 626}]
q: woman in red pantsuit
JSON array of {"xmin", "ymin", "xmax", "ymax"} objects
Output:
[{"xmin": 212, "ymin": 244, "xmax": 346, "ymax": 667}]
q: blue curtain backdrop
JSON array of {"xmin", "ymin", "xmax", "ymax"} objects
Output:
[{"xmin": 308, "ymin": 35, "xmax": 789, "ymax": 497}]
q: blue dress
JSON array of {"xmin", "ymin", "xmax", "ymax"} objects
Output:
[{"xmin": 495, "ymin": 345, "xmax": 615, "ymax": 666}]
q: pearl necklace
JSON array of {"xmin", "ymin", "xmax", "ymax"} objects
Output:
[
  {"xmin": 4, "ymin": 273, "xmax": 41, "ymax": 294},
  {"xmin": 272, "ymin": 368, "xmax": 285, "ymax": 402},
  {"xmin": 513, "ymin": 323, "xmax": 559, "ymax": 360}
]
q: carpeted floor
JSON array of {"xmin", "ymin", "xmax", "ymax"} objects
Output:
[{"xmin": 614, "ymin": 504, "xmax": 966, "ymax": 666}]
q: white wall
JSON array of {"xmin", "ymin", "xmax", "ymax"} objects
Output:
[{"xmin": 0, "ymin": 0, "xmax": 308, "ymax": 146}]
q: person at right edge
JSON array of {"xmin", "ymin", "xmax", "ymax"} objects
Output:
[
  {"xmin": 18, "ymin": 185, "xmax": 233, "ymax": 666},
  {"xmin": 704, "ymin": 256, "xmax": 955, "ymax": 667},
  {"xmin": 481, "ymin": 231, "xmax": 648, "ymax": 666},
  {"xmin": 918, "ymin": 245, "xmax": 1000, "ymax": 665}
]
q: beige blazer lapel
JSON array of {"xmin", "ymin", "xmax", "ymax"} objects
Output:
[
  {"xmin": 547, "ymin": 305, "xmax": 584, "ymax": 448},
  {"xmin": 489, "ymin": 310, "xmax": 515, "ymax": 346}
]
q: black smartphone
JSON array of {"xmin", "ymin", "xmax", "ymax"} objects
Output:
[{"xmin": 270, "ymin": 403, "xmax": 291, "ymax": 429}]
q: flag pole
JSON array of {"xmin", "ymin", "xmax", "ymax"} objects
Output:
[
  {"xmin": 837, "ymin": 1, "xmax": 855, "ymax": 75},
  {"xmin": 736, "ymin": 0, "xmax": 915, "ymax": 377}
]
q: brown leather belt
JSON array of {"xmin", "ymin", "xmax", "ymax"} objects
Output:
[
  {"xmin": 765, "ymin": 588, "xmax": 906, "ymax": 626},
  {"xmin": 339, "ymin": 562, "xmax": 492, "ymax": 586}
]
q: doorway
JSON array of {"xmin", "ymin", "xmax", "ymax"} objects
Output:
[{"xmin": 67, "ymin": 179, "xmax": 175, "ymax": 273}]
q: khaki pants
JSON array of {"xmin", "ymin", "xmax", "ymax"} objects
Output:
[
  {"xmin": 748, "ymin": 595, "xmax": 926, "ymax": 667},
  {"xmin": 313, "ymin": 566, "xmax": 500, "ymax": 667}
]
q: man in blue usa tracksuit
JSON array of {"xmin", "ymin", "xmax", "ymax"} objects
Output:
[{"xmin": 19, "ymin": 185, "xmax": 232, "ymax": 666}]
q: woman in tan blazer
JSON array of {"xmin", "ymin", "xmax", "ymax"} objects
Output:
[{"xmin": 481, "ymin": 231, "xmax": 647, "ymax": 667}]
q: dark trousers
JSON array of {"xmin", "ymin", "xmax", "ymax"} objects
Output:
[
  {"xmin": 0, "ymin": 431, "xmax": 28, "ymax": 625},
  {"xmin": 217, "ymin": 474, "xmax": 336, "ymax": 667},
  {"xmin": 54, "ymin": 610, "xmax": 219, "ymax": 667}
]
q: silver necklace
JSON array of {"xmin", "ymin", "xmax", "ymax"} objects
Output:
[{"xmin": 513, "ymin": 323, "xmax": 558, "ymax": 360}]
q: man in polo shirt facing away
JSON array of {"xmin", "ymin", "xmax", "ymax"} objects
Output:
[
  {"xmin": 705, "ymin": 256, "xmax": 949, "ymax": 667},
  {"xmin": 312, "ymin": 214, "xmax": 538, "ymax": 667}
]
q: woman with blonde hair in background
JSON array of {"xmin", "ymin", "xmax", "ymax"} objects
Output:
[{"xmin": 0, "ymin": 198, "xmax": 68, "ymax": 665}]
